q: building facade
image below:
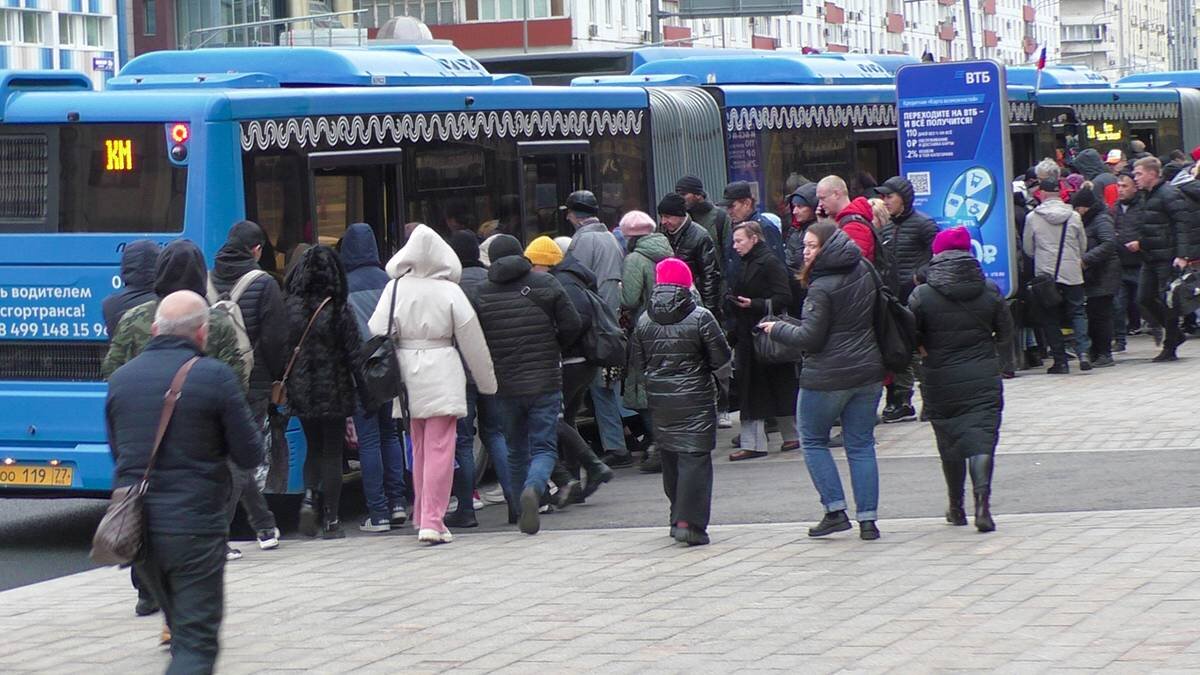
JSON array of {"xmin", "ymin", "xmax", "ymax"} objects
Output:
[
  {"xmin": 1168, "ymin": 0, "xmax": 1198, "ymax": 70},
  {"xmin": 386, "ymin": 0, "xmax": 1061, "ymax": 64},
  {"xmin": 1060, "ymin": 0, "xmax": 1169, "ymax": 80},
  {"xmin": 0, "ymin": 0, "xmax": 123, "ymax": 88}
]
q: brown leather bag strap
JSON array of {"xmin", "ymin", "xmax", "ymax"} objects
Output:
[
  {"xmin": 279, "ymin": 297, "xmax": 332, "ymax": 387},
  {"xmin": 142, "ymin": 356, "xmax": 201, "ymax": 480}
]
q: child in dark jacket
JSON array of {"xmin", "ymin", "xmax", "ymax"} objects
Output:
[{"xmin": 629, "ymin": 258, "xmax": 732, "ymax": 546}]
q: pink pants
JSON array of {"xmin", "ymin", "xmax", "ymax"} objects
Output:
[{"xmin": 409, "ymin": 415, "xmax": 457, "ymax": 533}]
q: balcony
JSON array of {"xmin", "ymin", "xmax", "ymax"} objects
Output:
[
  {"xmin": 663, "ymin": 25, "xmax": 692, "ymax": 46},
  {"xmin": 824, "ymin": 2, "xmax": 845, "ymax": 24},
  {"xmin": 938, "ymin": 0, "xmax": 956, "ymax": 5},
  {"xmin": 1023, "ymin": 35, "xmax": 1038, "ymax": 55},
  {"xmin": 1023, "ymin": 5, "xmax": 1035, "ymax": 22},
  {"xmin": 984, "ymin": 29, "xmax": 998, "ymax": 47},
  {"xmin": 886, "ymin": 12, "xmax": 904, "ymax": 34},
  {"xmin": 982, "ymin": 0, "xmax": 995, "ymax": 15},
  {"xmin": 825, "ymin": 42, "xmax": 849, "ymax": 52},
  {"xmin": 429, "ymin": 17, "xmax": 572, "ymax": 50},
  {"xmin": 938, "ymin": 22, "xmax": 956, "ymax": 41},
  {"xmin": 752, "ymin": 34, "xmax": 778, "ymax": 50}
]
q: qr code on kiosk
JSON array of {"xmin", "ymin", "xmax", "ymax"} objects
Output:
[{"xmin": 907, "ymin": 172, "xmax": 932, "ymax": 197}]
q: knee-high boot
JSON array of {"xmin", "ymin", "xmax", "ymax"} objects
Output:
[
  {"xmin": 969, "ymin": 454, "xmax": 995, "ymax": 533},
  {"xmin": 941, "ymin": 460, "xmax": 968, "ymax": 526}
]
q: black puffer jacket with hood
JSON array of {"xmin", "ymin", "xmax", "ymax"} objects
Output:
[
  {"xmin": 283, "ymin": 246, "xmax": 361, "ymax": 419},
  {"xmin": 468, "ymin": 236, "xmax": 582, "ymax": 398},
  {"xmin": 1080, "ymin": 206, "xmax": 1121, "ymax": 298},
  {"xmin": 211, "ymin": 220, "xmax": 288, "ymax": 408},
  {"xmin": 103, "ymin": 240, "xmax": 158, "ymax": 336},
  {"xmin": 630, "ymin": 284, "xmax": 731, "ymax": 454},
  {"xmin": 769, "ymin": 230, "xmax": 884, "ymax": 391},
  {"xmin": 1172, "ymin": 174, "xmax": 1200, "ymax": 261},
  {"xmin": 1138, "ymin": 178, "xmax": 1191, "ymax": 265},
  {"xmin": 908, "ymin": 250, "xmax": 1013, "ymax": 460},
  {"xmin": 663, "ymin": 217, "xmax": 723, "ymax": 316},
  {"xmin": 879, "ymin": 177, "xmax": 939, "ymax": 303},
  {"xmin": 1074, "ymin": 148, "xmax": 1118, "ymax": 205},
  {"xmin": 551, "ymin": 254, "xmax": 598, "ymax": 361}
]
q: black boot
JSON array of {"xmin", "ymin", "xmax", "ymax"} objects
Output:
[
  {"xmin": 808, "ymin": 510, "xmax": 851, "ymax": 537},
  {"xmin": 969, "ymin": 454, "xmax": 995, "ymax": 533},
  {"xmin": 322, "ymin": 506, "xmax": 345, "ymax": 539},
  {"xmin": 941, "ymin": 460, "xmax": 968, "ymax": 526},
  {"xmin": 299, "ymin": 489, "xmax": 319, "ymax": 537}
]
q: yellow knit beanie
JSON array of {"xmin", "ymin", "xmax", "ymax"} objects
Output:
[{"xmin": 524, "ymin": 235, "xmax": 564, "ymax": 267}]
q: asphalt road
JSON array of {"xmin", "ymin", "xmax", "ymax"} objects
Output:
[{"xmin": 4, "ymin": 444, "xmax": 1198, "ymax": 592}]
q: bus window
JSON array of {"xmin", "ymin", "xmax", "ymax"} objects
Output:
[
  {"xmin": 854, "ymin": 132, "xmax": 899, "ymax": 192},
  {"xmin": 307, "ymin": 149, "xmax": 403, "ymax": 256},
  {"xmin": 591, "ymin": 135, "xmax": 647, "ymax": 230},
  {"xmin": 762, "ymin": 126, "xmax": 852, "ymax": 219},
  {"xmin": 518, "ymin": 141, "xmax": 589, "ymax": 244},
  {"xmin": 312, "ymin": 173, "xmax": 365, "ymax": 246},
  {"xmin": 244, "ymin": 152, "xmax": 308, "ymax": 272}
]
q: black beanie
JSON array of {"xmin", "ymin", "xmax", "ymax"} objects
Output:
[
  {"xmin": 657, "ymin": 193, "xmax": 688, "ymax": 217},
  {"xmin": 449, "ymin": 230, "xmax": 481, "ymax": 266},
  {"xmin": 1069, "ymin": 186, "xmax": 1097, "ymax": 209},
  {"xmin": 674, "ymin": 175, "xmax": 704, "ymax": 196},
  {"xmin": 487, "ymin": 234, "xmax": 524, "ymax": 262}
]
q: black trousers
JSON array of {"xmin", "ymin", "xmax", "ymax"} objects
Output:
[
  {"xmin": 1137, "ymin": 264, "xmax": 1183, "ymax": 347},
  {"xmin": 551, "ymin": 420, "xmax": 606, "ymax": 486},
  {"xmin": 300, "ymin": 417, "xmax": 345, "ymax": 520},
  {"xmin": 226, "ymin": 409, "xmax": 276, "ymax": 532},
  {"xmin": 1086, "ymin": 295, "xmax": 1114, "ymax": 359},
  {"xmin": 562, "ymin": 362, "xmax": 598, "ymax": 428},
  {"xmin": 134, "ymin": 532, "xmax": 226, "ymax": 675},
  {"xmin": 661, "ymin": 451, "xmax": 713, "ymax": 531}
]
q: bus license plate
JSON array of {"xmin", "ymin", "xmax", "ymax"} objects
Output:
[{"xmin": 0, "ymin": 464, "xmax": 73, "ymax": 487}]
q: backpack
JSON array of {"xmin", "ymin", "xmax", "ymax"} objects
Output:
[
  {"xmin": 207, "ymin": 270, "xmax": 266, "ymax": 376},
  {"xmin": 579, "ymin": 286, "xmax": 627, "ymax": 367},
  {"xmin": 866, "ymin": 262, "xmax": 916, "ymax": 372}
]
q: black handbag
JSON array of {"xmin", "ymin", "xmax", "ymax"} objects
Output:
[
  {"xmin": 753, "ymin": 299, "xmax": 805, "ymax": 364},
  {"xmin": 1025, "ymin": 220, "xmax": 1069, "ymax": 309},
  {"xmin": 90, "ymin": 357, "xmax": 199, "ymax": 566},
  {"xmin": 356, "ymin": 279, "xmax": 405, "ymax": 412}
]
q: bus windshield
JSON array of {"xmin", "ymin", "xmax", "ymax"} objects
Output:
[{"xmin": 0, "ymin": 123, "xmax": 186, "ymax": 234}]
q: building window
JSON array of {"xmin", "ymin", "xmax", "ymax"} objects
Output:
[
  {"xmin": 0, "ymin": 11, "xmax": 8, "ymax": 42},
  {"xmin": 58, "ymin": 14, "xmax": 74, "ymax": 45},
  {"xmin": 84, "ymin": 15, "xmax": 107, "ymax": 47},
  {"xmin": 477, "ymin": 0, "xmax": 549, "ymax": 21},
  {"xmin": 19, "ymin": 11, "xmax": 46, "ymax": 44},
  {"xmin": 144, "ymin": 0, "xmax": 157, "ymax": 36}
]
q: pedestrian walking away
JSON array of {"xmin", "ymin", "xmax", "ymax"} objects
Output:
[
  {"xmin": 105, "ymin": 290, "xmax": 264, "ymax": 674},
  {"xmin": 283, "ymin": 245, "xmax": 362, "ymax": 540},
  {"xmin": 368, "ymin": 225, "xmax": 496, "ymax": 545},
  {"xmin": 760, "ymin": 222, "xmax": 885, "ymax": 541},
  {"xmin": 630, "ymin": 258, "xmax": 731, "ymax": 546},
  {"xmin": 1071, "ymin": 189, "xmax": 1121, "ymax": 367},
  {"xmin": 908, "ymin": 227, "xmax": 1014, "ymax": 533}
]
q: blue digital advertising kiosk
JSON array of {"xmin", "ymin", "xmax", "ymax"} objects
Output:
[{"xmin": 896, "ymin": 60, "xmax": 1016, "ymax": 298}]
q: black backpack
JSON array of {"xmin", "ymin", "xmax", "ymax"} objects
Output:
[
  {"xmin": 866, "ymin": 261, "xmax": 916, "ymax": 372},
  {"xmin": 579, "ymin": 287, "xmax": 627, "ymax": 367}
]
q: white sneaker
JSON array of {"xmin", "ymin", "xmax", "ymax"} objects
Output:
[
  {"xmin": 439, "ymin": 530, "xmax": 454, "ymax": 544},
  {"xmin": 717, "ymin": 412, "xmax": 732, "ymax": 429},
  {"xmin": 225, "ymin": 546, "xmax": 243, "ymax": 561},
  {"xmin": 472, "ymin": 491, "xmax": 484, "ymax": 510},
  {"xmin": 417, "ymin": 528, "xmax": 444, "ymax": 544},
  {"xmin": 448, "ymin": 497, "xmax": 458, "ymax": 512},
  {"xmin": 256, "ymin": 527, "xmax": 281, "ymax": 550},
  {"xmin": 481, "ymin": 485, "xmax": 507, "ymax": 505}
]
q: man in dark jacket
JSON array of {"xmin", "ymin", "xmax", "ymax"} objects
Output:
[
  {"xmin": 1111, "ymin": 172, "xmax": 1143, "ymax": 350},
  {"xmin": 467, "ymin": 235, "xmax": 582, "ymax": 535},
  {"xmin": 209, "ymin": 220, "xmax": 284, "ymax": 550},
  {"xmin": 658, "ymin": 193, "xmax": 722, "ymax": 317},
  {"xmin": 1131, "ymin": 157, "xmax": 1191, "ymax": 361},
  {"xmin": 103, "ymin": 240, "xmax": 159, "ymax": 337},
  {"xmin": 676, "ymin": 175, "xmax": 731, "ymax": 267},
  {"xmin": 1072, "ymin": 189, "xmax": 1121, "ymax": 367},
  {"xmin": 107, "ymin": 290, "xmax": 263, "ymax": 675},
  {"xmin": 719, "ymin": 180, "xmax": 785, "ymax": 282},
  {"xmin": 876, "ymin": 176, "xmax": 939, "ymax": 422},
  {"xmin": 340, "ymin": 223, "xmax": 408, "ymax": 532}
]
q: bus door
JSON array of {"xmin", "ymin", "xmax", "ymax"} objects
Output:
[
  {"xmin": 1128, "ymin": 125, "xmax": 1158, "ymax": 156},
  {"xmin": 517, "ymin": 141, "xmax": 590, "ymax": 244},
  {"xmin": 308, "ymin": 149, "xmax": 404, "ymax": 256},
  {"xmin": 852, "ymin": 130, "xmax": 899, "ymax": 189}
]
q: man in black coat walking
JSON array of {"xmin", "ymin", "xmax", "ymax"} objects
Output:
[
  {"xmin": 1111, "ymin": 172, "xmax": 1144, "ymax": 350},
  {"xmin": 657, "ymin": 193, "xmax": 723, "ymax": 319},
  {"xmin": 106, "ymin": 291, "xmax": 263, "ymax": 675},
  {"xmin": 1130, "ymin": 157, "xmax": 1192, "ymax": 361},
  {"xmin": 876, "ymin": 176, "xmax": 938, "ymax": 423}
]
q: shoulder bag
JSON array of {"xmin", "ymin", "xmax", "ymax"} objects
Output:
[
  {"xmin": 754, "ymin": 298, "xmax": 805, "ymax": 364},
  {"xmin": 1025, "ymin": 221, "xmax": 1069, "ymax": 309},
  {"xmin": 271, "ymin": 297, "xmax": 331, "ymax": 407},
  {"xmin": 91, "ymin": 356, "xmax": 199, "ymax": 565},
  {"xmin": 355, "ymin": 280, "xmax": 405, "ymax": 412}
]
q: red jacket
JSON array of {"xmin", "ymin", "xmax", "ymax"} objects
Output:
[{"xmin": 835, "ymin": 197, "xmax": 877, "ymax": 262}]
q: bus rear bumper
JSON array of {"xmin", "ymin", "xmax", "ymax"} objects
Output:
[{"xmin": 0, "ymin": 443, "xmax": 113, "ymax": 497}]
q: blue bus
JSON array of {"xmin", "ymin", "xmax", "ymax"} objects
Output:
[{"xmin": 0, "ymin": 44, "xmax": 680, "ymax": 497}]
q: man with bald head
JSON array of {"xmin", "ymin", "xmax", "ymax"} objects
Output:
[{"xmin": 106, "ymin": 290, "xmax": 263, "ymax": 674}]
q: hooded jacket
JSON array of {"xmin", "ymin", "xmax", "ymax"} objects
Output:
[
  {"xmin": 1022, "ymin": 198, "xmax": 1087, "ymax": 286},
  {"xmin": 340, "ymin": 223, "xmax": 391, "ymax": 340},
  {"xmin": 688, "ymin": 199, "xmax": 732, "ymax": 271},
  {"xmin": 101, "ymin": 240, "xmax": 247, "ymax": 388},
  {"xmin": 836, "ymin": 197, "xmax": 878, "ymax": 263},
  {"xmin": 1112, "ymin": 192, "xmax": 1145, "ymax": 268},
  {"xmin": 1073, "ymin": 149, "xmax": 1119, "ymax": 207},
  {"xmin": 283, "ymin": 245, "xmax": 361, "ymax": 419},
  {"xmin": 769, "ymin": 230, "xmax": 884, "ymax": 392},
  {"xmin": 1080, "ymin": 206, "xmax": 1121, "ymax": 298},
  {"xmin": 468, "ymin": 249, "xmax": 582, "ymax": 398},
  {"xmin": 211, "ymin": 221, "xmax": 288, "ymax": 408},
  {"xmin": 1172, "ymin": 175, "xmax": 1200, "ymax": 261},
  {"xmin": 620, "ymin": 233, "xmax": 673, "ymax": 317},
  {"xmin": 368, "ymin": 225, "xmax": 496, "ymax": 419},
  {"xmin": 103, "ymin": 240, "xmax": 158, "ymax": 337},
  {"xmin": 630, "ymin": 285, "xmax": 731, "ymax": 454},
  {"xmin": 567, "ymin": 218, "xmax": 625, "ymax": 312},
  {"xmin": 551, "ymin": 254, "xmax": 599, "ymax": 361},
  {"xmin": 663, "ymin": 216, "xmax": 723, "ymax": 316},
  {"xmin": 907, "ymin": 251, "xmax": 1012, "ymax": 460},
  {"xmin": 879, "ymin": 179, "xmax": 939, "ymax": 303}
]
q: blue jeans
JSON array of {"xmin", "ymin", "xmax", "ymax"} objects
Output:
[
  {"xmin": 353, "ymin": 403, "xmax": 406, "ymax": 521},
  {"xmin": 454, "ymin": 383, "xmax": 512, "ymax": 512},
  {"xmin": 590, "ymin": 373, "xmax": 627, "ymax": 453},
  {"xmin": 497, "ymin": 390, "xmax": 562, "ymax": 499},
  {"xmin": 1064, "ymin": 285, "xmax": 1091, "ymax": 359},
  {"xmin": 799, "ymin": 383, "xmax": 883, "ymax": 521},
  {"xmin": 1113, "ymin": 267, "xmax": 1140, "ymax": 341}
]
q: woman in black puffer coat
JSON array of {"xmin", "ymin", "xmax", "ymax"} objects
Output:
[
  {"xmin": 761, "ymin": 222, "xmax": 885, "ymax": 541},
  {"xmin": 1071, "ymin": 188, "xmax": 1121, "ymax": 367},
  {"xmin": 908, "ymin": 227, "xmax": 1014, "ymax": 533},
  {"xmin": 284, "ymin": 245, "xmax": 361, "ymax": 539},
  {"xmin": 631, "ymin": 258, "xmax": 731, "ymax": 546}
]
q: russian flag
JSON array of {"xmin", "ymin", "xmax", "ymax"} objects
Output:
[{"xmin": 1036, "ymin": 47, "xmax": 1047, "ymax": 70}]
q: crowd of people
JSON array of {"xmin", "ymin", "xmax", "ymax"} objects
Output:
[{"xmin": 98, "ymin": 148, "xmax": 1199, "ymax": 671}]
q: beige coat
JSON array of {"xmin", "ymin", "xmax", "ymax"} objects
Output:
[{"xmin": 368, "ymin": 225, "xmax": 496, "ymax": 419}]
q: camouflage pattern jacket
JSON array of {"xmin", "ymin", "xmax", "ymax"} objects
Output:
[{"xmin": 101, "ymin": 299, "xmax": 249, "ymax": 390}]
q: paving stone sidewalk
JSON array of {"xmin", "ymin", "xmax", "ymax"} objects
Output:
[{"xmin": 4, "ymin": 507, "xmax": 1200, "ymax": 673}]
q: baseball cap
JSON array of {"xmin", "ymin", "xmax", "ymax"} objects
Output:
[{"xmin": 1105, "ymin": 149, "xmax": 1124, "ymax": 165}]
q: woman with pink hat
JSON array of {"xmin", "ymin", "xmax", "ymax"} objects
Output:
[
  {"xmin": 629, "ymin": 258, "xmax": 731, "ymax": 545},
  {"xmin": 908, "ymin": 226, "xmax": 1013, "ymax": 533}
]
